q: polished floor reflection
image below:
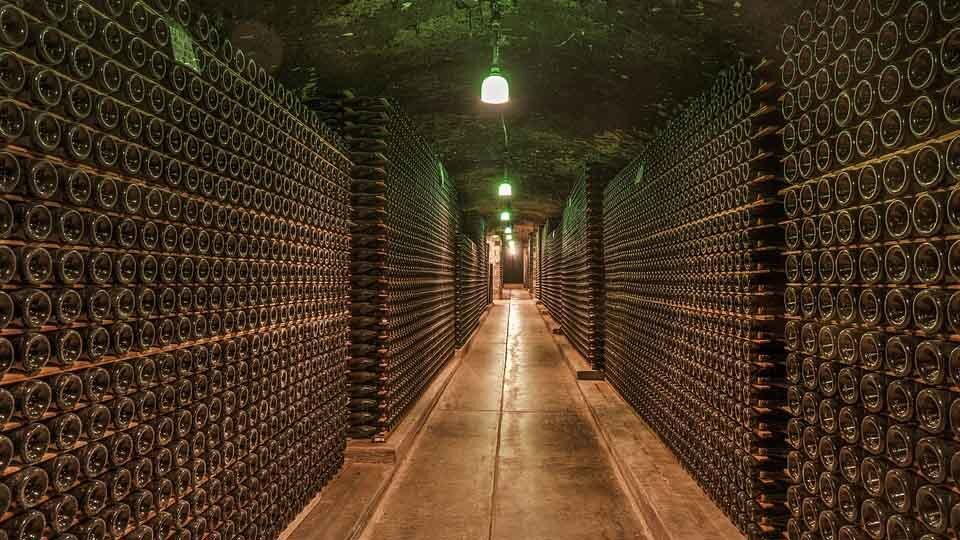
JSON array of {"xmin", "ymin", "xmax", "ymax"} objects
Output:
[{"xmin": 358, "ymin": 290, "xmax": 649, "ymax": 540}]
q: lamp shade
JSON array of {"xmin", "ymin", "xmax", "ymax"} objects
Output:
[
  {"xmin": 504, "ymin": 226, "xmax": 512, "ymax": 234},
  {"xmin": 498, "ymin": 182, "xmax": 512, "ymax": 197},
  {"xmin": 499, "ymin": 210, "xmax": 511, "ymax": 222},
  {"xmin": 482, "ymin": 70, "xmax": 509, "ymax": 104}
]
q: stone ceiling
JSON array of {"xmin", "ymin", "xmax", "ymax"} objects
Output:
[{"xmin": 194, "ymin": 0, "xmax": 803, "ymax": 225}]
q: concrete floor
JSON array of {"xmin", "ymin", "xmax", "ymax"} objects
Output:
[{"xmin": 358, "ymin": 290, "xmax": 649, "ymax": 540}]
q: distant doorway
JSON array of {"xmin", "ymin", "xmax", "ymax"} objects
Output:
[{"xmin": 503, "ymin": 249, "xmax": 523, "ymax": 284}]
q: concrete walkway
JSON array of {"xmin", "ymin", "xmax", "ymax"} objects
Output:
[{"xmin": 358, "ymin": 290, "xmax": 649, "ymax": 540}]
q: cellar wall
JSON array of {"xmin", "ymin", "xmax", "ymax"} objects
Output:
[
  {"xmin": 780, "ymin": 3, "xmax": 960, "ymax": 540},
  {"xmin": 0, "ymin": 2, "xmax": 351, "ymax": 540},
  {"xmin": 600, "ymin": 59, "xmax": 785, "ymax": 537},
  {"xmin": 528, "ymin": 230, "xmax": 539, "ymax": 301},
  {"xmin": 530, "ymin": 2, "xmax": 960, "ymax": 537},
  {"xmin": 558, "ymin": 169, "xmax": 605, "ymax": 368},
  {"xmin": 455, "ymin": 217, "xmax": 488, "ymax": 348},
  {"xmin": 539, "ymin": 219, "xmax": 564, "ymax": 327},
  {"xmin": 521, "ymin": 59, "xmax": 789, "ymax": 536},
  {"xmin": 314, "ymin": 96, "xmax": 461, "ymax": 441},
  {"xmin": 486, "ymin": 235, "xmax": 502, "ymax": 302},
  {"xmin": 13, "ymin": 1, "xmax": 960, "ymax": 539}
]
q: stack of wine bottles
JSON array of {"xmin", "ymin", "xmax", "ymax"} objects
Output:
[
  {"xmin": 523, "ymin": 236, "xmax": 531, "ymax": 290},
  {"xmin": 455, "ymin": 220, "xmax": 488, "ymax": 347},
  {"xmin": 485, "ymin": 240, "xmax": 493, "ymax": 306},
  {"xmin": 603, "ymin": 59, "xmax": 786, "ymax": 538},
  {"xmin": 0, "ymin": 1, "xmax": 352, "ymax": 540},
  {"xmin": 528, "ymin": 229, "xmax": 539, "ymax": 301},
  {"xmin": 558, "ymin": 169, "xmax": 605, "ymax": 368},
  {"xmin": 534, "ymin": 225, "xmax": 545, "ymax": 301},
  {"xmin": 539, "ymin": 220, "xmax": 564, "ymax": 326},
  {"xmin": 781, "ymin": 2, "xmax": 960, "ymax": 539},
  {"xmin": 490, "ymin": 237, "xmax": 502, "ymax": 300},
  {"xmin": 313, "ymin": 95, "xmax": 459, "ymax": 441}
]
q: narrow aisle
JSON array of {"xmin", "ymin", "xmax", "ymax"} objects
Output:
[{"xmin": 359, "ymin": 291, "xmax": 648, "ymax": 540}]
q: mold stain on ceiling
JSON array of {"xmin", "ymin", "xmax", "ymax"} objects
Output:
[{"xmin": 193, "ymin": 0, "xmax": 803, "ymax": 224}]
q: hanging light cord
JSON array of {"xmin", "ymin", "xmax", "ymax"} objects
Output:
[
  {"xmin": 491, "ymin": 25, "xmax": 501, "ymax": 67},
  {"xmin": 490, "ymin": 0, "xmax": 503, "ymax": 67},
  {"xmin": 500, "ymin": 111, "xmax": 508, "ymax": 149}
]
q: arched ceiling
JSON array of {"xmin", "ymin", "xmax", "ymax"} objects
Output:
[{"xmin": 194, "ymin": 0, "xmax": 803, "ymax": 225}]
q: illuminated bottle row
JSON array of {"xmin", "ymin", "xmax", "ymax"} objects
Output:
[
  {"xmin": 455, "ymin": 218, "xmax": 489, "ymax": 348},
  {"xmin": 528, "ymin": 231, "xmax": 539, "ymax": 301},
  {"xmin": 602, "ymin": 58, "xmax": 786, "ymax": 538},
  {"xmin": 558, "ymin": 168, "xmax": 606, "ymax": 368},
  {"xmin": 534, "ymin": 169, "xmax": 606, "ymax": 368},
  {"xmin": 312, "ymin": 93, "xmax": 461, "ymax": 441},
  {"xmin": 539, "ymin": 220, "xmax": 564, "ymax": 328}
]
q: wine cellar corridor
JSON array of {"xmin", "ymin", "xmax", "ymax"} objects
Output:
[
  {"xmin": 351, "ymin": 290, "xmax": 647, "ymax": 540},
  {"xmin": 5, "ymin": 0, "xmax": 960, "ymax": 539}
]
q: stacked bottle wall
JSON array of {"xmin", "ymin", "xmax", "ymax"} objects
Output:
[
  {"xmin": 539, "ymin": 220, "xmax": 564, "ymax": 325},
  {"xmin": 528, "ymin": 230, "xmax": 539, "ymax": 301},
  {"xmin": 315, "ymin": 96, "xmax": 458, "ymax": 440},
  {"xmin": 0, "ymin": 1, "xmax": 352, "ymax": 540},
  {"xmin": 559, "ymin": 170, "xmax": 605, "ymax": 368},
  {"xmin": 484, "ymin": 236, "xmax": 502, "ymax": 302},
  {"xmin": 780, "ymin": 2, "xmax": 960, "ymax": 539},
  {"xmin": 485, "ymin": 242, "xmax": 493, "ymax": 306},
  {"xmin": 496, "ymin": 239, "xmax": 503, "ymax": 295},
  {"xmin": 536, "ymin": 225, "xmax": 545, "ymax": 301},
  {"xmin": 523, "ymin": 237, "xmax": 531, "ymax": 290},
  {"xmin": 603, "ymin": 60, "xmax": 785, "ymax": 537},
  {"xmin": 455, "ymin": 219, "xmax": 488, "ymax": 347}
]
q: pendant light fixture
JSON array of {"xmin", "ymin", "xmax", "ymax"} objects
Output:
[
  {"xmin": 481, "ymin": 17, "xmax": 508, "ymax": 104},
  {"xmin": 482, "ymin": 69, "xmax": 509, "ymax": 104}
]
